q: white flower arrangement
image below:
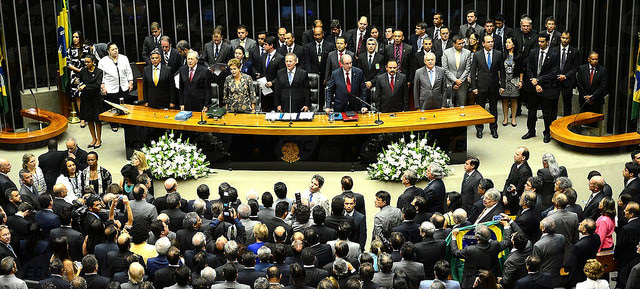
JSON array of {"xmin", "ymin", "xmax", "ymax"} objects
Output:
[
  {"xmin": 367, "ymin": 132, "xmax": 451, "ymax": 181},
  {"xmin": 141, "ymin": 131, "xmax": 214, "ymax": 180}
]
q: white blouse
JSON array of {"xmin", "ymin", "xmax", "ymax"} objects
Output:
[{"xmin": 98, "ymin": 54, "xmax": 133, "ymax": 93}]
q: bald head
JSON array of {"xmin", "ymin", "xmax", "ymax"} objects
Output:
[
  {"xmin": 0, "ymin": 158, "xmax": 10, "ymax": 174},
  {"xmin": 53, "ymin": 183, "xmax": 68, "ymax": 197},
  {"xmin": 274, "ymin": 226, "xmax": 286, "ymax": 238},
  {"xmin": 164, "ymin": 178, "xmax": 177, "ymax": 193},
  {"xmin": 589, "ymin": 176, "xmax": 605, "ymax": 192}
]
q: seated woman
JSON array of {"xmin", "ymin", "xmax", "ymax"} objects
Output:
[{"xmin": 223, "ymin": 58, "xmax": 258, "ymax": 113}]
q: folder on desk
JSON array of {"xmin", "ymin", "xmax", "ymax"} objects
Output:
[{"xmin": 175, "ymin": 111, "xmax": 193, "ymax": 121}]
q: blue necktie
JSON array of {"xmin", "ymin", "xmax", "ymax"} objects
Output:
[
  {"xmin": 309, "ymin": 194, "xmax": 313, "ymax": 203},
  {"xmin": 266, "ymin": 53, "xmax": 271, "ymax": 68},
  {"xmin": 5, "ymin": 244, "xmax": 15, "ymax": 257},
  {"xmin": 429, "ymin": 70, "xmax": 435, "ymax": 87},
  {"xmin": 288, "ymin": 71, "xmax": 293, "ymax": 85},
  {"xmin": 487, "ymin": 52, "xmax": 492, "ymax": 69}
]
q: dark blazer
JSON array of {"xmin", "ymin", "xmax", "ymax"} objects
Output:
[
  {"xmin": 468, "ymin": 199, "xmax": 485, "ymax": 224},
  {"xmin": 0, "ymin": 174, "xmax": 16, "ymax": 206},
  {"xmin": 514, "ymin": 271, "xmax": 553, "ymax": 289},
  {"xmin": 274, "ymin": 67, "xmax": 311, "ymax": 112},
  {"xmin": 433, "ymin": 228, "xmax": 452, "ymax": 240},
  {"xmin": 153, "ymin": 194, "xmax": 189, "ymax": 214},
  {"xmin": 502, "ymin": 162, "xmax": 533, "ymax": 214},
  {"xmin": 557, "ymin": 45, "xmax": 581, "ymax": 91},
  {"xmin": 392, "ymin": 220, "xmax": 421, "ymax": 243},
  {"xmin": 311, "ymin": 243, "xmax": 335, "ymax": 268},
  {"xmin": 615, "ymin": 218, "xmax": 640, "ymax": 268},
  {"xmin": 397, "ymin": 186, "xmax": 424, "ymax": 211},
  {"xmin": 176, "ymin": 227, "xmax": 199, "ymax": 254},
  {"xmin": 433, "ymin": 39, "xmax": 454, "ymax": 57},
  {"xmin": 356, "ymin": 52, "xmax": 385, "ymax": 83},
  {"xmin": 536, "ymin": 166, "xmax": 568, "ymax": 208},
  {"xmin": 338, "ymin": 190, "xmax": 366, "ymax": 216},
  {"xmin": 325, "ymin": 67, "xmax": 368, "ymax": 112},
  {"xmin": 479, "ymin": 31, "xmax": 503, "ymax": 52},
  {"xmin": 374, "ymin": 72, "xmax": 409, "ymax": 112},
  {"xmin": 414, "ymin": 237, "xmax": 447, "ymax": 279},
  {"xmin": 237, "ymin": 267, "xmax": 266, "ymax": 287},
  {"xmin": 143, "ymin": 63, "xmax": 174, "ymax": 109},
  {"xmin": 541, "ymin": 30, "xmax": 562, "ymax": 48},
  {"xmin": 262, "ymin": 216, "xmax": 293, "ymax": 242},
  {"xmin": 346, "ymin": 28, "xmax": 370, "ymax": 55},
  {"xmin": 325, "ymin": 215, "xmax": 355, "ymax": 234},
  {"xmin": 406, "ymin": 34, "xmax": 424, "ymax": 54},
  {"xmin": 350, "ymin": 210, "xmax": 367, "ymax": 250},
  {"xmin": 461, "ymin": 170, "xmax": 483, "ymax": 212},
  {"xmin": 84, "ymin": 273, "xmax": 111, "ymax": 289},
  {"xmin": 177, "ymin": 64, "xmax": 211, "ymax": 111},
  {"xmin": 142, "ymin": 35, "xmax": 162, "ymax": 64},
  {"xmin": 470, "ymin": 49, "xmax": 506, "ymax": 93},
  {"xmin": 567, "ymin": 234, "xmax": 600, "ymax": 287},
  {"xmin": 161, "ymin": 208, "xmax": 187, "ymax": 233},
  {"xmin": 277, "ymin": 44, "xmax": 306, "ymax": 62},
  {"xmin": 50, "ymin": 226, "xmax": 84, "ymax": 261},
  {"xmin": 39, "ymin": 150, "xmax": 67, "ymax": 193},
  {"xmin": 516, "ymin": 208, "xmax": 541, "ymax": 243},
  {"xmin": 53, "ymin": 197, "xmax": 73, "ymax": 216},
  {"xmin": 184, "ymin": 249, "xmax": 219, "ymax": 271},
  {"xmin": 153, "ymin": 265, "xmax": 178, "ymax": 289},
  {"xmin": 324, "ymin": 50, "xmax": 355, "ymax": 81},
  {"xmin": 309, "ymin": 224, "xmax": 337, "ymax": 245},
  {"xmin": 526, "ymin": 47, "xmax": 560, "ymax": 99},
  {"xmin": 423, "ymin": 179, "xmax": 446, "ymax": 214},
  {"xmin": 164, "ymin": 48, "xmax": 182, "ymax": 76},
  {"xmin": 582, "ymin": 191, "xmax": 605, "ymax": 221},
  {"xmin": 304, "ymin": 266, "xmax": 329, "ymax": 287},
  {"xmin": 576, "ymin": 64, "xmax": 609, "ymax": 107},
  {"xmin": 19, "ymin": 185, "xmax": 40, "ymax": 211},
  {"xmin": 302, "ymin": 40, "xmax": 335, "ymax": 78},
  {"xmin": 326, "ymin": 32, "xmax": 352, "ymax": 50},
  {"xmin": 202, "ymin": 41, "xmax": 234, "ymax": 68},
  {"xmin": 35, "ymin": 209, "xmax": 61, "ymax": 238},
  {"xmin": 384, "ymin": 43, "xmax": 414, "ymax": 81},
  {"xmin": 39, "ymin": 275, "xmax": 70, "ymax": 289},
  {"xmin": 475, "ymin": 203, "xmax": 506, "ymax": 224},
  {"xmin": 511, "ymin": 30, "xmax": 539, "ymax": 73},
  {"xmin": 258, "ymin": 51, "xmax": 285, "ymax": 85},
  {"xmin": 301, "ymin": 29, "xmax": 315, "ymax": 46}
]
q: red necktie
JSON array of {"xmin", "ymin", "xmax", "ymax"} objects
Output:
[
  {"xmin": 189, "ymin": 68, "xmax": 194, "ymax": 82},
  {"xmin": 346, "ymin": 72, "xmax": 351, "ymax": 93},
  {"xmin": 357, "ymin": 32, "xmax": 364, "ymax": 54},
  {"xmin": 390, "ymin": 76, "xmax": 394, "ymax": 93},
  {"xmin": 590, "ymin": 67, "xmax": 594, "ymax": 85},
  {"xmin": 339, "ymin": 52, "xmax": 343, "ymax": 67}
]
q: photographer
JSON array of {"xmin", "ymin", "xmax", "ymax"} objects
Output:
[{"xmin": 204, "ymin": 204, "xmax": 246, "ymax": 245}]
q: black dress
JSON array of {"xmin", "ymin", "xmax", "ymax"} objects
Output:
[{"xmin": 78, "ymin": 67, "xmax": 105, "ymax": 122}]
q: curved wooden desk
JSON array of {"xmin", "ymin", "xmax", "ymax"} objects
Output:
[
  {"xmin": 0, "ymin": 108, "xmax": 68, "ymax": 144},
  {"xmin": 550, "ymin": 112, "xmax": 640, "ymax": 148},
  {"xmin": 99, "ymin": 105, "xmax": 494, "ymax": 135}
]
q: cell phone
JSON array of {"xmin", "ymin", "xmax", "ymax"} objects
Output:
[
  {"xmin": 493, "ymin": 215, "xmax": 502, "ymax": 221},
  {"xmin": 295, "ymin": 192, "xmax": 302, "ymax": 206},
  {"xmin": 345, "ymin": 111, "xmax": 356, "ymax": 117}
]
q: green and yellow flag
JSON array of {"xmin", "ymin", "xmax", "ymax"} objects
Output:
[
  {"xmin": 632, "ymin": 43, "xmax": 640, "ymax": 120},
  {"xmin": 445, "ymin": 221, "xmax": 510, "ymax": 282},
  {"xmin": 0, "ymin": 29, "xmax": 8, "ymax": 114},
  {"xmin": 57, "ymin": 0, "xmax": 71, "ymax": 93}
]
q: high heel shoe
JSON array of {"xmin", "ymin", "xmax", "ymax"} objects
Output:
[{"xmin": 502, "ymin": 121, "xmax": 508, "ymax": 126}]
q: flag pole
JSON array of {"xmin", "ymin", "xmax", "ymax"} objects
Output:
[{"xmin": 637, "ymin": 32, "xmax": 640, "ymax": 134}]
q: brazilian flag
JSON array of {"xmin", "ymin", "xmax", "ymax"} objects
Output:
[
  {"xmin": 57, "ymin": 0, "xmax": 71, "ymax": 93},
  {"xmin": 0, "ymin": 29, "xmax": 7, "ymax": 114},
  {"xmin": 445, "ymin": 221, "xmax": 510, "ymax": 282},
  {"xmin": 633, "ymin": 44, "xmax": 640, "ymax": 120}
]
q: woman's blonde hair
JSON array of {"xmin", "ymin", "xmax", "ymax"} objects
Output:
[
  {"xmin": 228, "ymin": 58, "xmax": 242, "ymax": 69},
  {"xmin": 583, "ymin": 259, "xmax": 604, "ymax": 280},
  {"xmin": 22, "ymin": 153, "xmax": 35, "ymax": 170},
  {"xmin": 132, "ymin": 151, "xmax": 149, "ymax": 170}
]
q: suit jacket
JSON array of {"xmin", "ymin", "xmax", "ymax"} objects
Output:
[
  {"xmin": 177, "ymin": 65, "xmax": 211, "ymax": 111},
  {"xmin": 301, "ymin": 29, "xmax": 315, "ymax": 46},
  {"xmin": 309, "ymin": 224, "xmax": 337, "ymax": 245},
  {"xmin": 470, "ymin": 49, "xmax": 506, "ymax": 93},
  {"xmin": 356, "ymin": 52, "xmax": 385, "ymax": 82},
  {"xmin": 39, "ymin": 150, "xmax": 67, "ymax": 193},
  {"xmin": 163, "ymin": 48, "xmax": 182, "ymax": 75},
  {"xmin": 433, "ymin": 39, "xmax": 454, "ymax": 57},
  {"xmin": 325, "ymin": 215, "xmax": 355, "ymax": 234},
  {"xmin": 514, "ymin": 271, "xmax": 553, "ymax": 289},
  {"xmin": 516, "ymin": 208, "xmax": 541, "ymax": 243},
  {"xmin": 576, "ymin": 64, "xmax": 609, "ymax": 106},
  {"xmin": 19, "ymin": 185, "xmax": 40, "ymax": 211},
  {"xmin": 495, "ymin": 26, "xmax": 514, "ymax": 53},
  {"xmin": 347, "ymin": 28, "xmax": 370, "ymax": 55},
  {"xmin": 0, "ymin": 174, "xmax": 16, "ymax": 206},
  {"xmin": 407, "ymin": 34, "xmax": 427, "ymax": 54},
  {"xmin": 53, "ymin": 197, "xmax": 73, "ymax": 216},
  {"xmin": 153, "ymin": 265, "xmax": 178, "ymax": 289},
  {"xmin": 541, "ymin": 30, "xmax": 562, "ymax": 48},
  {"xmin": 325, "ymin": 67, "xmax": 368, "ymax": 112},
  {"xmin": 161, "ymin": 208, "xmax": 187, "ymax": 233},
  {"xmin": 274, "ymin": 67, "xmax": 311, "ymax": 112},
  {"xmin": 373, "ymin": 205, "xmax": 403, "ymax": 242},
  {"xmin": 262, "ymin": 216, "xmax": 293, "ymax": 242},
  {"xmin": 143, "ymin": 63, "xmax": 174, "ymax": 108},
  {"xmin": 567, "ymin": 234, "xmax": 601, "ymax": 286},
  {"xmin": 460, "ymin": 170, "xmax": 483, "ymax": 212},
  {"xmin": 184, "ymin": 249, "xmax": 219, "ymax": 271},
  {"xmin": 449, "ymin": 227, "xmax": 512, "ymax": 288},
  {"xmin": 433, "ymin": 228, "xmax": 452, "ymax": 240},
  {"xmin": 230, "ymin": 38, "xmax": 258, "ymax": 53},
  {"xmin": 384, "ymin": 43, "xmax": 414, "ymax": 81},
  {"xmin": 397, "ymin": 186, "xmax": 424, "ymax": 210},
  {"xmin": 153, "ymin": 195, "xmax": 188, "ymax": 214},
  {"xmin": 311, "ymin": 243, "xmax": 335, "ymax": 268},
  {"xmin": 527, "ymin": 47, "xmax": 560, "ymax": 99},
  {"xmin": 304, "ymin": 266, "xmax": 329, "ymax": 287},
  {"xmin": 326, "ymin": 32, "xmax": 352, "ymax": 50},
  {"xmin": 338, "ymin": 191, "xmax": 366, "ymax": 216},
  {"xmin": 302, "ymin": 40, "xmax": 335, "ymax": 77},
  {"xmin": 277, "ymin": 44, "xmax": 305, "ymax": 62},
  {"xmin": 502, "ymin": 162, "xmax": 533, "ymax": 214},
  {"xmin": 423, "ymin": 179, "xmax": 446, "ymax": 214},
  {"xmin": 414, "ymin": 66, "xmax": 447, "ymax": 110},
  {"xmin": 142, "ymin": 35, "xmax": 162, "ymax": 64},
  {"xmin": 84, "ymin": 273, "xmax": 111, "ymax": 289},
  {"xmin": 426, "ymin": 27, "xmax": 444, "ymax": 42},
  {"xmin": 324, "ymin": 50, "xmax": 355, "ymax": 81},
  {"xmin": 176, "ymin": 227, "xmax": 199, "ymax": 253},
  {"xmin": 392, "ymin": 220, "xmax": 421, "ymax": 243},
  {"xmin": 392, "ymin": 260, "xmax": 425, "ymax": 287},
  {"xmin": 258, "ymin": 51, "xmax": 285, "ymax": 84},
  {"xmin": 615, "ymin": 218, "xmax": 640, "ymax": 268},
  {"xmin": 202, "ymin": 41, "xmax": 234, "ymax": 68},
  {"xmin": 557, "ymin": 45, "xmax": 581, "ymax": 91},
  {"xmin": 475, "ymin": 203, "xmax": 506, "ymax": 224},
  {"xmin": 50, "ymin": 226, "xmax": 84, "ymax": 261},
  {"xmin": 536, "ymin": 166, "xmax": 568, "ymax": 208},
  {"xmin": 501, "ymin": 245, "xmax": 531, "ymax": 289},
  {"xmin": 35, "ymin": 209, "xmax": 60, "ymax": 238},
  {"xmin": 533, "ymin": 233, "xmax": 566, "ymax": 287},
  {"xmin": 413, "ymin": 49, "xmax": 442, "ymax": 75},
  {"xmin": 548, "ymin": 209, "xmax": 579, "ymax": 262},
  {"xmin": 511, "ymin": 30, "xmax": 539, "ymax": 73},
  {"xmin": 414, "ymin": 237, "xmax": 447, "ymax": 279},
  {"xmin": 350, "ymin": 210, "xmax": 367, "ymax": 250},
  {"xmin": 237, "ymin": 267, "xmax": 266, "ymax": 286},
  {"xmin": 458, "ymin": 23, "xmax": 484, "ymax": 38},
  {"xmin": 583, "ymin": 191, "xmax": 605, "ymax": 221},
  {"xmin": 442, "ymin": 47, "xmax": 473, "ymax": 87},
  {"xmin": 479, "ymin": 31, "xmax": 503, "ymax": 52},
  {"xmin": 374, "ymin": 72, "xmax": 409, "ymax": 112},
  {"xmin": 39, "ymin": 275, "xmax": 70, "ymax": 289}
]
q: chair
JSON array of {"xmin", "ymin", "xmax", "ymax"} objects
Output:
[
  {"xmin": 210, "ymin": 83, "xmax": 220, "ymax": 107},
  {"xmin": 308, "ymin": 73, "xmax": 320, "ymax": 112},
  {"xmin": 596, "ymin": 250, "xmax": 617, "ymax": 273}
]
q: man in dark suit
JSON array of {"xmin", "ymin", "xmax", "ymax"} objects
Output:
[
  {"xmin": 516, "ymin": 191, "xmax": 541, "ymax": 243},
  {"xmin": 201, "ymin": 29, "xmax": 234, "ymax": 101},
  {"xmin": 338, "ymin": 176, "xmax": 366, "ymax": 216},
  {"xmin": 374, "ymin": 60, "xmax": 409, "ymax": 112},
  {"xmin": 141, "ymin": 22, "xmax": 162, "ymax": 64},
  {"xmin": 458, "ymin": 10, "xmax": 484, "ymax": 38},
  {"xmin": 301, "ymin": 20, "xmax": 323, "ymax": 46},
  {"xmin": 82, "ymin": 254, "xmax": 111, "ymax": 289},
  {"xmin": 303, "ymin": 227, "xmax": 334, "ymax": 269},
  {"xmin": 275, "ymin": 53, "xmax": 311, "ymax": 113},
  {"xmin": 258, "ymin": 36, "xmax": 285, "ymax": 112},
  {"xmin": 499, "ymin": 232, "xmax": 531, "ymax": 289},
  {"xmin": 426, "ymin": 12, "xmax": 445, "ymax": 42},
  {"xmin": 385, "ymin": 30, "xmax": 413, "ymax": 83},
  {"xmin": 391, "ymin": 205, "xmax": 420, "ymax": 243},
  {"xmin": 583, "ymin": 175, "xmax": 606, "ymax": 221},
  {"xmin": 160, "ymin": 193, "xmax": 187, "ymax": 233},
  {"xmin": 38, "ymin": 139, "xmax": 67, "ymax": 194},
  {"xmin": 512, "ymin": 16, "xmax": 539, "ymax": 116},
  {"xmin": 431, "ymin": 213, "xmax": 452, "ymax": 240},
  {"xmin": 277, "ymin": 32, "xmax": 305, "ymax": 62},
  {"xmin": 65, "ymin": 137, "xmax": 88, "ymax": 170},
  {"xmin": 0, "ymin": 225, "xmax": 20, "ymax": 277},
  {"xmin": 414, "ymin": 221, "xmax": 446, "ymax": 279},
  {"xmin": 324, "ymin": 36, "xmax": 355, "ymax": 83},
  {"xmin": 262, "ymin": 202, "xmax": 293, "ymax": 243},
  {"xmin": 576, "ymin": 51, "xmax": 608, "ymax": 113},
  {"xmin": 39, "ymin": 258, "xmax": 70, "ymax": 289},
  {"xmin": 397, "ymin": 170, "xmax": 424, "ymax": 210},
  {"xmin": 450, "ymin": 218, "xmax": 512, "ymax": 289},
  {"xmin": 49, "ymin": 209, "xmax": 84, "ymax": 261},
  {"xmin": 302, "ymin": 27, "xmax": 334, "ymax": 81},
  {"xmin": 514, "ymin": 255, "xmax": 554, "ymax": 289},
  {"xmin": 18, "ymin": 170, "xmax": 40, "ymax": 211},
  {"xmin": 153, "ymin": 247, "xmax": 181, "ymax": 289},
  {"xmin": 522, "ymin": 34, "xmax": 559, "ymax": 143},
  {"xmin": 356, "ymin": 38, "xmax": 385, "ymax": 88},
  {"xmin": 0, "ymin": 159, "xmax": 16, "ymax": 207},
  {"xmin": 413, "ymin": 38, "xmax": 442, "ymax": 70},
  {"xmin": 52, "ymin": 183, "xmax": 73, "ymax": 217},
  {"xmin": 346, "ymin": 16, "xmax": 370, "ymax": 56},
  {"xmin": 237, "ymin": 252, "xmax": 265, "ymax": 286},
  {"xmin": 432, "ymin": 27, "xmax": 453, "ymax": 59},
  {"xmin": 407, "ymin": 22, "xmax": 428, "ymax": 54},
  {"xmin": 494, "ymin": 14, "xmax": 513, "ymax": 53},
  {"xmin": 342, "ymin": 193, "xmax": 366, "ymax": 250},
  {"xmin": 566, "ymin": 218, "xmax": 600, "ymax": 287},
  {"xmin": 480, "ymin": 19, "xmax": 503, "ymax": 52},
  {"xmin": 470, "ymin": 34, "xmax": 505, "ymax": 139},
  {"xmin": 160, "ymin": 36, "xmax": 182, "ymax": 76},
  {"xmin": 542, "ymin": 17, "xmax": 561, "ymax": 48},
  {"xmin": 461, "ymin": 156, "xmax": 483, "ymax": 212},
  {"xmin": 176, "ymin": 50, "xmax": 211, "ymax": 111},
  {"xmin": 310, "ymin": 207, "xmax": 338, "ymax": 245},
  {"xmin": 475, "ymin": 189, "xmax": 506, "ymax": 224},
  {"xmin": 423, "ymin": 163, "xmax": 446, "ymax": 214},
  {"xmin": 184, "ymin": 232, "xmax": 219, "ymax": 270},
  {"xmin": 615, "ymin": 202, "xmax": 640, "ymax": 288},
  {"xmin": 503, "ymin": 146, "xmax": 533, "ymax": 214},
  {"xmin": 325, "ymin": 54, "xmax": 368, "ymax": 113},
  {"xmin": 324, "ymin": 196, "xmax": 355, "ymax": 234},
  {"xmin": 35, "ymin": 194, "xmax": 60, "ymax": 238},
  {"xmin": 533, "ymin": 217, "xmax": 566, "ymax": 287},
  {"xmin": 391, "ymin": 243, "xmax": 425, "ymax": 288},
  {"xmin": 176, "ymin": 212, "xmax": 201, "ymax": 254},
  {"xmin": 327, "ymin": 19, "xmax": 353, "ymax": 52},
  {"xmin": 143, "ymin": 49, "xmax": 174, "ymax": 109},
  {"xmin": 556, "ymin": 31, "xmax": 581, "ymax": 116}
]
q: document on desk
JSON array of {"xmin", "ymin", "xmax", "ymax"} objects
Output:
[{"xmin": 257, "ymin": 77, "xmax": 273, "ymax": 95}]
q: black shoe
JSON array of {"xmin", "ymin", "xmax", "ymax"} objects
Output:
[
  {"xmin": 522, "ymin": 132, "xmax": 536, "ymax": 139},
  {"xmin": 491, "ymin": 131, "xmax": 499, "ymax": 139},
  {"xmin": 543, "ymin": 135, "xmax": 551, "ymax": 143},
  {"xmin": 476, "ymin": 131, "xmax": 483, "ymax": 139},
  {"xmin": 502, "ymin": 121, "xmax": 508, "ymax": 126}
]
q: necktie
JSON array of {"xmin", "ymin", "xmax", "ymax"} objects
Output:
[
  {"xmin": 587, "ymin": 194, "xmax": 594, "ymax": 206},
  {"xmin": 538, "ymin": 51, "xmax": 545, "ymax": 76},
  {"xmin": 417, "ymin": 37, "xmax": 423, "ymax": 53},
  {"xmin": 309, "ymin": 193, "xmax": 313, "ymax": 203},
  {"xmin": 266, "ymin": 53, "xmax": 271, "ymax": 68},
  {"xmin": 288, "ymin": 47, "xmax": 293, "ymax": 53},
  {"xmin": 390, "ymin": 75, "xmax": 394, "ymax": 92},
  {"xmin": 240, "ymin": 40, "xmax": 245, "ymax": 47},
  {"xmin": 434, "ymin": 28, "xmax": 440, "ymax": 40},
  {"xmin": 395, "ymin": 45, "xmax": 401, "ymax": 71},
  {"xmin": 487, "ymin": 52, "xmax": 492, "ymax": 69},
  {"xmin": 357, "ymin": 32, "xmax": 364, "ymax": 54},
  {"xmin": 189, "ymin": 68, "xmax": 194, "ymax": 82},
  {"xmin": 5, "ymin": 244, "xmax": 15, "ymax": 257},
  {"xmin": 561, "ymin": 48, "xmax": 567, "ymax": 71},
  {"xmin": 429, "ymin": 70, "xmax": 435, "ymax": 87},
  {"xmin": 346, "ymin": 72, "xmax": 351, "ymax": 93},
  {"xmin": 215, "ymin": 45, "xmax": 219, "ymax": 59},
  {"xmin": 463, "ymin": 173, "xmax": 469, "ymax": 184},
  {"xmin": 260, "ymin": 47, "xmax": 265, "ymax": 58},
  {"xmin": 164, "ymin": 51, "xmax": 169, "ymax": 65},
  {"xmin": 317, "ymin": 43, "xmax": 322, "ymax": 63},
  {"xmin": 339, "ymin": 52, "xmax": 343, "ymax": 67},
  {"xmin": 590, "ymin": 67, "xmax": 595, "ymax": 85},
  {"xmin": 368, "ymin": 54, "xmax": 373, "ymax": 68},
  {"xmin": 288, "ymin": 71, "xmax": 293, "ymax": 85},
  {"xmin": 476, "ymin": 208, "xmax": 487, "ymax": 224},
  {"xmin": 153, "ymin": 67, "xmax": 159, "ymax": 86},
  {"xmin": 455, "ymin": 50, "xmax": 461, "ymax": 69}
]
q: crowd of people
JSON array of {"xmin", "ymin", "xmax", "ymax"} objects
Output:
[{"xmin": 0, "ymin": 133, "xmax": 639, "ymax": 289}]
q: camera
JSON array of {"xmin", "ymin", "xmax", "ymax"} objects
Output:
[
  {"xmin": 222, "ymin": 191, "xmax": 234, "ymax": 223},
  {"xmin": 295, "ymin": 192, "xmax": 302, "ymax": 207}
]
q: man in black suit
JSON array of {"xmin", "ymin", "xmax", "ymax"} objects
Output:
[
  {"xmin": 423, "ymin": 163, "xmax": 446, "ymax": 214},
  {"xmin": 0, "ymin": 158, "xmax": 16, "ymax": 207},
  {"xmin": 160, "ymin": 193, "xmax": 187, "ymax": 233},
  {"xmin": 431, "ymin": 213, "xmax": 452, "ymax": 240},
  {"xmin": 493, "ymin": 14, "xmax": 513, "ymax": 52},
  {"xmin": 450, "ymin": 218, "xmax": 512, "ymax": 289},
  {"xmin": 502, "ymin": 146, "xmax": 533, "ymax": 214},
  {"xmin": 160, "ymin": 36, "xmax": 182, "ymax": 76},
  {"xmin": 480, "ymin": 19, "xmax": 502, "ymax": 52},
  {"xmin": 522, "ymin": 34, "xmax": 559, "ymax": 143},
  {"xmin": 302, "ymin": 27, "xmax": 334, "ymax": 81},
  {"xmin": 338, "ymin": 176, "xmax": 366, "ymax": 216},
  {"xmin": 249, "ymin": 31, "xmax": 267, "ymax": 71},
  {"xmin": 576, "ymin": 51, "xmax": 608, "ymax": 113},
  {"xmin": 324, "ymin": 36, "xmax": 354, "ymax": 83},
  {"xmin": 346, "ymin": 16, "xmax": 370, "ymax": 57},
  {"xmin": 303, "ymin": 227, "xmax": 334, "ymax": 269},
  {"xmin": 385, "ymin": 30, "xmax": 413, "ymax": 84},
  {"xmin": 461, "ymin": 156, "xmax": 483, "ymax": 212},
  {"xmin": 407, "ymin": 22, "xmax": 428, "ymax": 54},
  {"xmin": 0, "ymin": 225, "xmax": 20, "ymax": 277},
  {"xmin": 258, "ymin": 36, "xmax": 285, "ymax": 112},
  {"xmin": 325, "ymin": 54, "xmax": 368, "ymax": 113},
  {"xmin": 516, "ymin": 191, "xmax": 541, "ymax": 243},
  {"xmin": 342, "ymin": 193, "xmax": 366, "ymax": 250},
  {"xmin": 327, "ymin": 19, "xmax": 352, "ymax": 52},
  {"xmin": 301, "ymin": 248, "xmax": 329, "ymax": 285},
  {"xmin": 262, "ymin": 202, "xmax": 293, "ymax": 243},
  {"xmin": 615, "ymin": 202, "xmax": 640, "ymax": 288},
  {"xmin": 176, "ymin": 212, "xmax": 201, "ymax": 254},
  {"xmin": 324, "ymin": 196, "xmax": 355, "ymax": 237},
  {"xmin": 469, "ymin": 179, "xmax": 493, "ymax": 223},
  {"xmin": 65, "ymin": 137, "xmax": 88, "ymax": 170},
  {"xmin": 38, "ymin": 139, "xmax": 67, "ymax": 194},
  {"xmin": 143, "ymin": 49, "xmax": 174, "ymax": 109},
  {"xmin": 39, "ymin": 258, "xmax": 70, "ymax": 289},
  {"xmin": 275, "ymin": 53, "xmax": 311, "ymax": 113},
  {"xmin": 201, "ymin": 29, "xmax": 233, "ymax": 101},
  {"xmin": 18, "ymin": 170, "xmax": 39, "ymax": 211},
  {"xmin": 82, "ymin": 254, "xmax": 111, "ymax": 289},
  {"xmin": 499, "ymin": 232, "xmax": 531, "ymax": 289},
  {"xmin": 556, "ymin": 31, "xmax": 580, "ymax": 116},
  {"xmin": 35, "ymin": 194, "xmax": 60, "ymax": 238},
  {"xmin": 542, "ymin": 17, "xmax": 561, "ymax": 48},
  {"xmin": 413, "ymin": 37, "xmax": 442, "ymax": 70},
  {"xmin": 141, "ymin": 22, "xmax": 162, "ymax": 64},
  {"xmin": 176, "ymin": 50, "xmax": 211, "ymax": 112},
  {"xmin": 309, "ymin": 207, "xmax": 338, "ymax": 244},
  {"xmin": 583, "ymin": 175, "xmax": 606, "ymax": 221},
  {"xmin": 374, "ymin": 60, "xmax": 409, "ymax": 112},
  {"xmin": 470, "ymin": 34, "xmax": 505, "ymax": 139},
  {"xmin": 515, "ymin": 255, "xmax": 554, "ymax": 289},
  {"xmin": 277, "ymin": 33, "xmax": 305, "ymax": 62},
  {"xmin": 49, "ymin": 209, "xmax": 84, "ymax": 261},
  {"xmin": 356, "ymin": 38, "xmax": 385, "ymax": 89},
  {"xmin": 512, "ymin": 16, "xmax": 539, "ymax": 116},
  {"xmin": 475, "ymin": 188, "xmax": 506, "ymax": 224},
  {"xmin": 153, "ymin": 246, "xmax": 181, "ymax": 289},
  {"xmin": 397, "ymin": 169, "xmax": 424, "ymax": 210},
  {"xmin": 620, "ymin": 163, "xmax": 640, "ymax": 228},
  {"xmin": 391, "ymin": 205, "xmax": 420, "ymax": 243},
  {"xmin": 426, "ymin": 12, "xmax": 445, "ymax": 42},
  {"xmin": 566, "ymin": 218, "xmax": 600, "ymax": 287},
  {"xmin": 237, "ymin": 252, "xmax": 265, "ymax": 286},
  {"xmin": 433, "ymin": 27, "xmax": 452, "ymax": 59},
  {"xmin": 414, "ymin": 221, "xmax": 446, "ymax": 279},
  {"xmin": 301, "ymin": 20, "xmax": 323, "ymax": 46},
  {"xmin": 52, "ymin": 183, "xmax": 73, "ymax": 216}
]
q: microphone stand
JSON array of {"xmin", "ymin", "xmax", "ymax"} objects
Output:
[
  {"xmin": 29, "ymin": 88, "xmax": 42, "ymax": 130},
  {"xmin": 289, "ymin": 87, "xmax": 293, "ymax": 126},
  {"xmin": 347, "ymin": 91, "xmax": 384, "ymax": 125}
]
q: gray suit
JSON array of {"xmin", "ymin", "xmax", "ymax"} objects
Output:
[
  {"xmin": 458, "ymin": 23, "xmax": 484, "ymax": 38},
  {"xmin": 413, "ymin": 66, "xmax": 448, "ymax": 110},
  {"xmin": 547, "ymin": 209, "xmax": 579, "ymax": 263},
  {"xmin": 130, "ymin": 199, "xmax": 158, "ymax": 226},
  {"xmin": 392, "ymin": 260, "xmax": 425, "ymax": 287},
  {"xmin": 202, "ymin": 41, "xmax": 234, "ymax": 68},
  {"xmin": 324, "ymin": 50, "xmax": 355, "ymax": 81},
  {"xmin": 230, "ymin": 37, "xmax": 258, "ymax": 53},
  {"xmin": 533, "ymin": 233, "xmax": 566, "ymax": 287},
  {"xmin": 327, "ymin": 239, "xmax": 361, "ymax": 263},
  {"xmin": 373, "ymin": 205, "xmax": 402, "ymax": 243},
  {"xmin": 441, "ymin": 47, "xmax": 472, "ymax": 107}
]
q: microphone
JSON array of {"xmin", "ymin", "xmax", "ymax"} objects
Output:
[
  {"xmin": 198, "ymin": 110, "xmax": 207, "ymax": 124},
  {"xmin": 29, "ymin": 88, "xmax": 42, "ymax": 130},
  {"xmin": 346, "ymin": 91, "xmax": 384, "ymax": 125},
  {"xmin": 571, "ymin": 95, "xmax": 595, "ymax": 127}
]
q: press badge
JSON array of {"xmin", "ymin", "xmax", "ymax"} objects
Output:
[
  {"xmin": 245, "ymin": 51, "xmax": 250, "ymax": 58},
  {"xmin": 375, "ymin": 63, "xmax": 380, "ymax": 69}
]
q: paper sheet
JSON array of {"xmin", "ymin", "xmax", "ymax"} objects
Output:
[{"xmin": 256, "ymin": 77, "xmax": 273, "ymax": 95}]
